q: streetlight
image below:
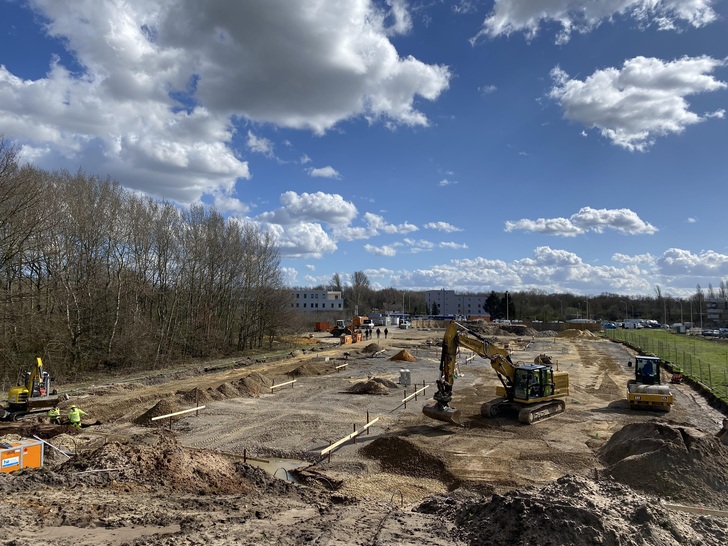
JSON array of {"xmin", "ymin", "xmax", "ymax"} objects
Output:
[
  {"xmin": 620, "ymin": 300, "xmax": 627, "ymax": 320},
  {"xmin": 680, "ymin": 301, "xmax": 683, "ymax": 324},
  {"xmin": 584, "ymin": 298, "xmax": 589, "ymax": 321},
  {"xmin": 505, "ymin": 291, "xmax": 509, "ymax": 322},
  {"xmin": 556, "ymin": 299, "xmax": 563, "ymax": 322}
]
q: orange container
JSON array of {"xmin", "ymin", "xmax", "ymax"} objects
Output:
[{"xmin": 0, "ymin": 439, "xmax": 44, "ymax": 473}]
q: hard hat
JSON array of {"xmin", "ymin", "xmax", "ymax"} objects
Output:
[{"xmin": 70, "ymin": 405, "xmax": 76, "ymax": 409}]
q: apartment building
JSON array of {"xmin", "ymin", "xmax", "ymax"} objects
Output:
[
  {"xmin": 424, "ymin": 289, "xmax": 489, "ymax": 319},
  {"xmin": 290, "ymin": 289, "xmax": 344, "ymax": 312}
]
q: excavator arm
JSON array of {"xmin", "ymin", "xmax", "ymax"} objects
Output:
[
  {"xmin": 423, "ymin": 321, "xmax": 569, "ymax": 425},
  {"xmin": 425, "ymin": 321, "xmax": 515, "ymax": 424}
]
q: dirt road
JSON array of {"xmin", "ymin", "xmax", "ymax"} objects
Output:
[{"xmin": 1, "ymin": 326, "xmax": 727, "ymax": 545}]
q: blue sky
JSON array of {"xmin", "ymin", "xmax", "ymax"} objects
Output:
[{"xmin": 1, "ymin": 0, "xmax": 727, "ymax": 297}]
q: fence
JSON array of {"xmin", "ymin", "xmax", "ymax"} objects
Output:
[{"xmin": 607, "ymin": 330, "xmax": 728, "ymax": 403}]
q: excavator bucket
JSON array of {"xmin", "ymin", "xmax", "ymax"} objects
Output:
[{"xmin": 422, "ymin": 403, "xmax": 463, "ymax": 426}]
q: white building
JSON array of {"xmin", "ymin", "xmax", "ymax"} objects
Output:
[
  {"xmin": 290, "ymin": 289, "xmax": 344, "ymax": 312},
  {"xmin": 424, "ymin": 289, "xmax": 489, "ymax": 319}
]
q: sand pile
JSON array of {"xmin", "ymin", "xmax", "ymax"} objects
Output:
[
  {"xmin": 557, "ymin": 329, "xmax": 598, "ymax": 339},
  {"xmin": 433, "ymin": 474, "xmax": 727, "ymax": 546},
  {"xmin": 599, "ymin": 422, "xmax": 728, "ymax": 509},
  {"xmin": 390, "ymin": 349, "xmax": 416, "ymax": 362},
  {"xmin": 133, "ymin": 398, "xmax": 180, "ymax": 427},
  {"xmin": 347, "ymin": 379, "xmax": 391, "ymax": 395}
]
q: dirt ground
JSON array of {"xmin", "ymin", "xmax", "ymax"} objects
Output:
[{"xmin": 1, "ymin": 325, "xmax": 728, "ymax": 545}]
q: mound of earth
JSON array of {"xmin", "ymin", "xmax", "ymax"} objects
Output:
[
  {"xmin": 361, "ymin": 342, "xmax": 383, "ymax": 353},
  {"xmin": 558, "ymin": 329, "xmax": 598, "ymax": 338},
  {"xmin": 371, "ymin": 377, "xmax": 399, "ymax": 388},
  {"xmin": 433, "ymin": 474, "xmax": 728, "ymax": 546},
  {"xmin": 599, "ymin": 421, "xmax": 728, "ymax": 509},
  {"xmin": 216, "ymin": 382, "xmax": 241, "ymax": 397},
  {"xmin": 289, "ymin": 362, "xmax": 331, "ymax": 377},
  {"xmin": 347, "ymin": 380, "xmax": 391, "ymax": 395},
  {"xmin": 235, "ymin": 371, "xmax": 273, "ymax": 396},
  {"xmin": 390, "ymin": 349, "xmax": 416, "ymax": 362},
  {"xmin": 176, "ymin": 386, "xmax": 213, "ymax": 405},
  {"xmin": 499, "ymin": 325, "xmax": 538, "ymax": 337},
  {"xmin": 60, "ymin": 433, "xmax": 253, "ymax": 494},
  {"xmin": 361, "ymin": 436, "xmax": 456, "ymax": 486},
  {"xmin": 133, "ymin": 398, "xmax": 180, "ymax": 427}
]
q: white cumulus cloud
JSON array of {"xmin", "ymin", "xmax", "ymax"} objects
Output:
[
  {"xmin": 0, "ymin": 0, "xmax": 450, "ymax": 204},
  {"xmin": 505, "ymin": 207, "xmax": 658, "ymax": 236},
  {"xmin": 475, "ymin": 0, "xmax": 717, "ymax": 44},
  {"xmin": 549, "ymin": 56, "xmax": 726, "ymax": 151}
]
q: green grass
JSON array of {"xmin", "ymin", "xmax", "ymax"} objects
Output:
[{"xmin": 606, "ymin": 329, "xmax": 728, "ymax": 403}]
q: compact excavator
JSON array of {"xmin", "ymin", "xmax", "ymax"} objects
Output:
[
  {"xmin": 1, "ymin": 357, "xmax": 59, "ymax": 421},
  {"xmin": 422, "ymin": 321, "xmax": 570, "ymax": 425}
]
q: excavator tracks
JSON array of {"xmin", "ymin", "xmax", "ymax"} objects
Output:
[{"xmin": 517, "ymin": 400, "xmax": 566, "ymax": 424}]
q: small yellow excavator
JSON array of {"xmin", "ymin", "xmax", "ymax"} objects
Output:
[
  {"xmin": 2, "ymin": 357, "xmax": 60, "ymax": 421},
  {"xmin": 423, "ymin": 321, "xmax": 570, "ymax": 425}
]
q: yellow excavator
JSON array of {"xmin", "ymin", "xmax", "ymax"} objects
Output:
[
  {"xmin": 423, "ymin": 321, "xmax": 570, "ymax": 425},
  {"xmin": 2, "ymin": 357, "xmax": 60, "ymax": 421}
]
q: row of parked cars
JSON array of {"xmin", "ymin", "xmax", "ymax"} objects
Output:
[{"xmin": 702, "ymin": 328, "xmax": 728, "ymax": 338}]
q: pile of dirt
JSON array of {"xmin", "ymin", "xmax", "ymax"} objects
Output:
[
  {"xmin": 133, "ymin": 398, "xmax": 180, "ymax": 427},
  {"xmin": 371, "ymin": 377, "xmax": 398, "ymax": 388},
  {"xmin": 429, "ymin": 474, "xmax": 728, "ymax": 546},
  {"xmin": 216, "ymin": 382, "xmax": 241, "ymax": 397},
  {"xmin": 599, "ymin": 421, "xmax": 728, "ymax": 509},
  {"xmin": 176, "ymin": 386, "xmax": 213, "ymax": 405},
  {"xmin": 361, "ymin": 436, "xmax": 457, "ymax": 486},
  {"xmin": 361, "ymin": 342, "xmax": 383, "ymax": 353},
  {"xmin": 52, "ymin": 432, "xmax": 286, "ymax": 496},
  {"xmin": 347, "ymin": 379, "xmax": 391, "ymax": 395},
  {"xmin": 289, "ymin": 362, "xmax": 331, "ymax": 377},
  {"xmin": 557, "ymin": 329, "xmax": 598, "ymax": 338},
  {"xmin": 390, "ymin": 349, "xmax": 416, "ymax": 362},
  {"xmin": 235, "ymin": 371, "xmax": 273, "ymax": 396}
]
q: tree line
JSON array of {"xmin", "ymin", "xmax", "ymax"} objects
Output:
[
  {"xmin": 0, "ymin": 138, "xmax": 288, "ymax": 384},
  {"xmin": 311, "ymin": 271, "xmax": 726, "ymax": 328}
]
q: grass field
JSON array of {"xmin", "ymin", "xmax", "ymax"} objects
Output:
[{"xmin": 606, "ymin": 328, "xmax": 728, "ymax": 403}]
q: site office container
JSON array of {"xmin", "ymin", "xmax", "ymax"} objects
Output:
[{"xmin": 0, "ymin": 439, "xmax": 44, "ymax": 473}]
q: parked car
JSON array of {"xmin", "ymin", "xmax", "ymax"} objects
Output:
[
  {"xmin": 399, "ymin": 320, "xmax": 411, "ymax": 329},
  {"xmin": 603, "ymin": 323, "xmax": 617, "ymax": 329}
]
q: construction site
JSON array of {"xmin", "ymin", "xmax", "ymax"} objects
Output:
[{"xmin": 1, "ymin": 323, "xmax": 728, "ymax": 545}]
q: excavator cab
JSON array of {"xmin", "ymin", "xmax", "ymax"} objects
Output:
[{"xmin": 513, "ymin": 366, "xmax": 555, "ymax": 401}]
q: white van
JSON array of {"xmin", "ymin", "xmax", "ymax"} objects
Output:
[{"xmin": 623, "ymin": 319, "xmax": 643, "ymax": 329}]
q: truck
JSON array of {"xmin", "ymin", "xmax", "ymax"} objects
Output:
[{"xmin": 353, "ymin": 316, "xmax": 374, "ymax": 331}]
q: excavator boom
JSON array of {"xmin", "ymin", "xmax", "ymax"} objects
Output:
[{"xmin": 423, "ymin": 321, "xmax": 569, "ymax": 425}]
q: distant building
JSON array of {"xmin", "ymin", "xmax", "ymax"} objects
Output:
[
  {"xmin": 424, "ymin": 289, "xmax": 490, "ymax": 320},
  {"xmin": 706, "ymin": 297, "xmax": 728, "ymax": 326},
  {"xmin": 290, "ymin": 289, "xmax": 344, "ymax": 312}
]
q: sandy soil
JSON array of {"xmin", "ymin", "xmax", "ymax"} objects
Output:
[{"xmin": 1, "ymin": 325, "xmax": 727, "ymax": 545}]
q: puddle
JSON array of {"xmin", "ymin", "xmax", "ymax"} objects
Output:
[{"xmin": 246, "ymin": 456, "xmax": 311, "ymax": 483}]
